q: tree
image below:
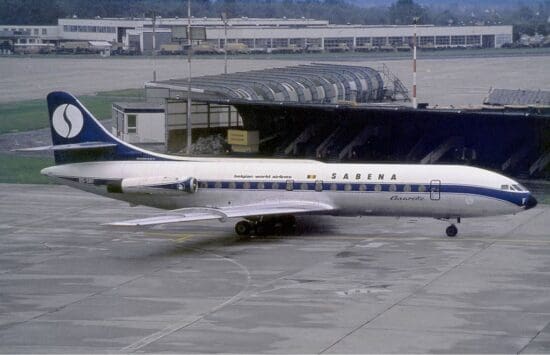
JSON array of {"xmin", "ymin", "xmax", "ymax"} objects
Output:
[{"xmin": 388, "ymin": 0, "xmax": 426, "ymax": 25}]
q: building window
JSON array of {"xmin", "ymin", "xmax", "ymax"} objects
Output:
[
  {"xmin": 372, "ymin": 37, "xmax": 386, "ymax": 47},
  {"xmin": 435, "ymin": 36, "xmax": 449, "ymax": 46},
  {"xmin": 451, "ymin": 36, "xmax": 465, "ymax": 46},
  {"xmin": 466, "ymin": 35, "xmax": 480, "ymax": 45},
  {"xmin": 272, "ymin": 38, "xmax": 288, "ymax": 48},
  {"xmin": 42, "ymin": 28, "xmax": 47, "ymax": 35},
  {"xmin": 238, "ymin": 38, "xmax": 254, "ymax": 47},
  {"xmin": 419, "ymin": 36, "xmax": 434, "ymax": 46},
  {"xmin": 33, "ymin": 29, "xmax": 39, "ymax": 35},
  {"xmin": 388, "ymin": 36, "xmax": 403, "ymax": 46},
  {"xmin": 127, "ymin": 114, "xmax": 137, "ymax": 133},
  {"xmin": 356, "ymin": 37, "xmax": 371, "ymax": 46}
]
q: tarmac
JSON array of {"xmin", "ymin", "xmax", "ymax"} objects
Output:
[{"xmin": 1, "ymin": 183, "xmax": 550, "ymax": 353}]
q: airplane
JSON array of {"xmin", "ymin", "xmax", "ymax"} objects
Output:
[{"xmin": 19, "ymin": 91, "xmax": 538, "ymax": 237}]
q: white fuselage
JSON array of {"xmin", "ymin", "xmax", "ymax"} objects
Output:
[{"xmin": 42, "ymin": 158, "xmax": 531, "ymax": 219}]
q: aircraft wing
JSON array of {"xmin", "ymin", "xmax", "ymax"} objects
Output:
[{"xmin": 108, "ymin": 200, "xmax": 336, "ymax": 226}]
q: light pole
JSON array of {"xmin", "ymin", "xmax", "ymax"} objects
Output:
[
  {"xmin": 221, "ymin": 12, "xmax": 228, "ymax": 74},
  {"xmin": 152, "ymin": 13, "xmax": 156, "ymax": 81},
  {"xmin": 412, "ymin": 16, "xmax": 419, "ymax": 109},
  {"xmin": 186, "ymin": 0, "xmax": 192, "ymax": 154}
]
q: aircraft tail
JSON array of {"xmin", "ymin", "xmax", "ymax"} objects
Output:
[{"xmin": 45, "ymin": 91, "xmax": 161, "ymax": 164}]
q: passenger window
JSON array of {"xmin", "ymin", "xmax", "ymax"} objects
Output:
[
  {"xmin": 418, "ymin": 185, "xmax": 426, "ymax": 192},
  {"xmin": 199, "ymin": 181, "xmax": 208, "ymax": 189},
  {"xmin": 403, "ymin": 184, "xmax": 411, "ymax": 192},
  {"xmin": 389, "ymin": 184, "xmax": 397, "ymax": 192},
  {"xmin": 228, "ymin": 182, "xmax": 236, "ymax": 189},
  {"xmin": 344, "ymin": 183, "xmax": 352, "ymax": 191},
  {"xmin": 359, "ymin": 184, "xmax": 367, "ymax": 191},
  {"xmin": 215, "ymin": 181, "xmax": 222, "ymax": 189},
  {"xmin": 300, "ymin": 183, "xmax": 308, "ymax": 190},
  {"xmin": 315, "ymin": 180, "xmax": 323, "ymax": 192},
  {"xmin": 330, "ymin": 183, "xmax": 338, "ymax": 191},
  {"xmin": 286, "ymin": 180, "xmax": 294, "ymax": 191},
  {"xmin": 257, "ymin": 182, "xmax": 265, "ymax": 189},
  {"xmin": 272, "ymin": 182, "xmax": 279, "ymax": 189},
  {"xmin": 374, "ymin": 184, "xmax": 382, "ymax": 192},
  {"xmin": 243, "ymin": 181, "xmax": 251, "ymax": 189}
]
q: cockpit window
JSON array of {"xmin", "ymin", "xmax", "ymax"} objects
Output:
[
  {"xmin": 501, "ymin": 184, "xmax": 509, "ymax": 190},
  {"xmin": 512, "ymin": 184, "xmax": 524, "ymax": 192}
]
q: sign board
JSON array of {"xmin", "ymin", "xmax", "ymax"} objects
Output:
[
  {"xmin": 171, "ymin": 26, "xmax": 207, "ymax": 41},
  {"xmin": 227, "ymin": 129, "xmax": 259, "ymax": 146}
]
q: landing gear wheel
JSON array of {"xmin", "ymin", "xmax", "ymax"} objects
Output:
[
  {"xmin": 280, "ymin": 215, "xmax": 297, "ymax": 234},
  {"xmin": 235, "ymin": 221, "xmax": 252, "ymax": 236},
  {"xmin": 446, "ymin": 224, "xmax": 458, "ymax": 237}
]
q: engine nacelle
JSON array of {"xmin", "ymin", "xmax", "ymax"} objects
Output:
[{"xmin": 108, "ymin": 176, "xmax": 198, "ymax": 194}]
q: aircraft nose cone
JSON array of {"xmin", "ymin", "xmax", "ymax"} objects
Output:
[{"xmin": 525, "ymin": 195, "xmax": 538, "ymax": 210}]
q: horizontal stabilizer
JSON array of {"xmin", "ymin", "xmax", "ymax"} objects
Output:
[
  {"xmin": 108, "ymin": 201, "xmax": 336, "ymax": 226},
  {"xmin": 12, "ymin": 141, "xmax": 117, "ymax": 152}
]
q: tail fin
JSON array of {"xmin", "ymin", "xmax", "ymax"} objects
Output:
[{"xmin": 47, "ymin": 91, "xmax": 162, "ymax": 164}]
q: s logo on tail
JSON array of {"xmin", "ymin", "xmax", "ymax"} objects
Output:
[{"xmin": 52, "ymin": 104, "xmax": 84, "ymax": 138}]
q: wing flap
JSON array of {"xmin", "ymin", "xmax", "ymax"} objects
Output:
[{"xmin": 108, "ymin": 201, "xmax": 335, "ymax": 227}]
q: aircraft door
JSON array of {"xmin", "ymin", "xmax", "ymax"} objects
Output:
[{"xmin": 430, "ymin": 180, "xmax": 441, "ymax": 200}]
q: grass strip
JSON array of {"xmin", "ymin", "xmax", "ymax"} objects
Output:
[
  {"xmin": 0, "ymin": 88, "xmax": 144, "ymax": 134},
  {"xmin": 0, "ymin": 153, "xmax": 55, "ymax": 184}
]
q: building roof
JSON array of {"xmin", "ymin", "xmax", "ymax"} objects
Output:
[
  {"xmin": 484, "ymin": 88, "xmax": 550, "ymax": 107},
  {"xmin": 146, "ymin": 64, "xmax": 388, "ymax": 104},
  {"xmin": 113, "ymin": 102, "xmax": 164, "ymax": 112}
]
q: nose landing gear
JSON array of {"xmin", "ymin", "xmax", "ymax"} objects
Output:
[{"xmin": 445, "ymin": 217, "xmax": 460, "ymax": 237}]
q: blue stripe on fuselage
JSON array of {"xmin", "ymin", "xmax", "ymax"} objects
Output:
[{"xmin": 57, "ymin": 176, "xmax": 528, "ymax": 207}]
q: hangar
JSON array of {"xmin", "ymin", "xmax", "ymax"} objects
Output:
[{"xmin": 135, "ymin": 63, "xmax": 408, "ymax": 152}]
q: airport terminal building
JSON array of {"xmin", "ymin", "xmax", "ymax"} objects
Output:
[{"xmin": 1, "ymin": 17, "xmax": 513, "ymax": 54}]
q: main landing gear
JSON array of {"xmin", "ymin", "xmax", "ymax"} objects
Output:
[
  {"xmin": 445, "ymin": 217, "xmax": 461, "ymax": 237},
  {"xmin": 235, "ymin": 215, "xmax": 296, "ymax": 237}
]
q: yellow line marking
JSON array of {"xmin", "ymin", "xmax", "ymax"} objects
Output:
[{"xmin": 174, "ymin": 235, "xmax": 192, "ymax": 243}]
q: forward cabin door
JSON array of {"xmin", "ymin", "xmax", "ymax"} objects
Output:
[{"xmin": 430, "ymin": 179, "xmax": 441, "ymax": 200}]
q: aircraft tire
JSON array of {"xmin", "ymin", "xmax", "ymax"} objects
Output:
[
  {"xmin": 446, "ymin": 224, "xmax": 458, "ymax": 237},
  {"xmin": 281, "ymin": 215, "xmax": 297, "ymax": 234},
  {"xmin": 235, "ymin": 221, "xmax": 252, "ymax": 236}
]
